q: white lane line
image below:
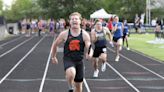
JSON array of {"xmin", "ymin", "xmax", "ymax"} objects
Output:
[
  {"xmin": 0, "ymin": 36, "xmax": 34, "ymax": 58},
  {"xmin": 0, "ymin": 36, "xmax": 23, "ymax": 47},
  {"xmin": 39, "ymin": 37, "xmax": 55, "ymax": 92},
  {"xmin": 4, "ymin": 77, "xmax": 163, "ymax": 82},
  {"xmin": 83, "ymin": 78, "xmax": 91, "ymax": 92},
  {"xmin": 0, "ymin": 36, "xmax": 45, "ymax": 84},
  {"xmin": 106, "ymin": 63, "xmax": 140, "ymax": 92},
  {"xmin": 83, "ymin": 60, "xmax": 91, "ymax": 92},
  {"xmin": 107, "ymin": 47, "xmax": 164, "ymax": 80},
  {"xmin": 5, "ymin": 78, "xmax": 66, "ymax": 82}
]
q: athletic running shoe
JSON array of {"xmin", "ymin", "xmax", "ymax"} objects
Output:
[
  {"xmin": 127, "ymin": 47, "xmax": 130, "ymax": 50},
  {"xmin": 68, "ymin": 89, "xmax": 74, "ymax": 92},
  {"xmin": 101, "ymin": 62, "xmax": 106, "ymax": 72},
  {"xmin": 93, "ymin": 69, "xmax": 99, "ymax": 78},
  {"xmin": 115, "ymin": 56, "xmax": 120, "ymax": 62}
]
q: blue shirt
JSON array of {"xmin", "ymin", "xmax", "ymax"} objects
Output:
[
  {"xmin": 123, "ymin": 24, "xmax": 129, "ymax": 35},
  {"xmin": 113, "ymin": 22, "xmax": 123, "ymax": 38}
]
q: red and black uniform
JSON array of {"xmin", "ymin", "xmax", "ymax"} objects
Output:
[{"xmin": 63, "ymin": 29, "xmax": 85, "ymax": 82}]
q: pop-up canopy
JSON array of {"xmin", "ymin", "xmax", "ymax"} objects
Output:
[{"xmin": 90, "ymin": 8, "xmax": 112, "ymax": 19}]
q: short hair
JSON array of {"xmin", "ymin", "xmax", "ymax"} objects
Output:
[
  {"xmin": 69, "ymin": 12, "xmax": 82, "ymax": 20},
  {"xmin": 114, "ymin": 15, "xmax": 118, "ymax": 19}
]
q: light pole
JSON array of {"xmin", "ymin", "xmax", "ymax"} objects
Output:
[{"xmin": 146, "ymin": 0, "xmax": 151, "ymax": 25}]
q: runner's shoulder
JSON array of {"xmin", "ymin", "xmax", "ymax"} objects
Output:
[
  {"xmin": 82, "ymin": 29, "xmax": 90, "ymax": 36},
  {"xmin": 81, "ymin": 29, "xmax": 90, "ymax": 42},
  {"xmin": 58, "ymin": 29, "xmax": 69, "ymax": 39}
]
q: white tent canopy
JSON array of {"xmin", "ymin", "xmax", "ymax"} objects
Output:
[{"xmin": 90, "ymin": 8, "xmax": 112, "ymax": 19}]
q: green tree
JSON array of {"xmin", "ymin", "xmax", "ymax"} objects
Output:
[
  {"xmin": 151, "ymin": 8, "xmax": 164, "ymax": 19},
  {"xmin": 38, "ymin": 0, "xmax": 100, "ymax": 19},
  {"xmin": 11, "ymin": 0, "xmax": 33, "ymax": 19},
  {"xmin": 101, "ymin": 0, "xmax": 146, "ymax": 22},
  {"xmin": 4, "ymin": 0, "xmax": 41, "ymax": 21},
  {"xmin": 4, "ymin": 0, "xmax": 157, "ymax": 22},
  {"xmin": 0, "ymin": 0, "xmax": 3, "ymax": 15}
]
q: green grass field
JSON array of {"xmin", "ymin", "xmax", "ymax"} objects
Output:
[{"xmin": 128, "ymin": 33, "xmax": 164, "ymax": 62}]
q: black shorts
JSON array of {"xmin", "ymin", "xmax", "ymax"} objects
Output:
[
  {"xmin": 93, "ymin": 46, "xmax": 107, "ymax": 58},
  {"xmin": 123, "ymin": 33, "xmax": 128, "ymax": 39},
  {"xmin": 113, "ymin": 37, "xmax": 122, "ymax": 42},
  {"xmin": 63, "ymin": 60, "xmax": 84, "ymax": 82}
]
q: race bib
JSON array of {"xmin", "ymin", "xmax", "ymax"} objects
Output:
[{"xmin": 103, "ymin": 48, "xmax": 107, "ymax": 52}]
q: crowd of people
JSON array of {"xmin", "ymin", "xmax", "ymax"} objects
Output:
[
  {"xmin": 134, "ymin": 14, "xmax": 164, "ymax": 41},
  {"xmin": 17, "ymin": 18, "xmax": 68, "ymax": 37}
]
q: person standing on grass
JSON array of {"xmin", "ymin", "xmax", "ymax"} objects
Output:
[
  {"xmin": 51, "ymin": 12, "xmax": 93, "ymax": 92},
  {"xmin": 91, "ymin": 20, "xmax": 113, "ymax": 78},
  {"xmin": 155, "ymin": 18, "xmax": 161, "ymax": 41},
  {"xmin": 112, "ymin": 16, "xmax": 123, "ymax": 62}
]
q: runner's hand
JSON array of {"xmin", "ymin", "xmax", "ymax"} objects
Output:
[
  {"xmin": 52, "ymin": 57, "xmax": 58, "ymax": 64},
  {"xmin": 86, "ymin": 49, "xmax": 93, "ymax": 61},
  {"xmin": 109, "ymin": 41, "xmax": 114, "ymax": 47},
  {"xmin": 86, "ymin": 53, "xmax": 92, "ymax": 61}
]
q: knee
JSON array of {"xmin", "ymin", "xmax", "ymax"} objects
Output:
[
  {"xmin": 100, "ymin": 55, "xmax": 107, "ymax": 61},
  {"xmin": 75, "ymin": 82, "xmax": 83, "ymax": 91},
  {"xmin": 66, "ymin": 67, "xmax": 76, "ymax": 79}
]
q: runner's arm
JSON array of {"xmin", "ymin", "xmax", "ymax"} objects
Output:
[
  {"xmin": 104, "ymin": 27, "xmax": 113, "ymax": 42},
  {"xmin": 83, "ymin": 31, "xmax": 93, "ymax": 59},
  {"xmin": 51, "ymin": 31, "xmax": 66, "ymax": 63},
  {"xmin": 113, "ymin": 23, "xmax": 118, "ymax": 32},
  {"xmin": 91, "ymin": 29, "xmax": 97, "ymax": 43}
]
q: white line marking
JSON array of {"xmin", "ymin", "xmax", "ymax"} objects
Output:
[
  {"xmin": 0, "ymin": 36, "xmax": 23, "ymax": 47},
  {"xmin": 0, "ymin": 36, "xmax": 45, "ymax": 84},
  {"xmin": 137, "ymin": 86, "xmax": 164, "ymax": 90},
  {"xmin": 107, "ymin": 47, "xmax": 164, "ymax": 80},
  {"xmin": 0, "ymin": 36, "xmax": 34, "ymax": 58},
  {"xmin": 4, "ymin": 77, "xmax": 162, "ymax": 82},
  {"xmin": 106, "ymin": 63, "xmax": 140, "ymax": 92},
  {"xmin": 83, "ymin": 78, "xmax": 91, "ymax": 92},
  {"xmin": 39, "ymin": 37, "xmax": 55, "ymax": 92},
  {"xmin": 4, "ymin": 78, "xmax": 67, "ymax": 82}
]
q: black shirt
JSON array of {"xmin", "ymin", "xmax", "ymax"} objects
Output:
[{"xmin": 64, "ymin": 29, "xmax": 85, "ymax": 61}]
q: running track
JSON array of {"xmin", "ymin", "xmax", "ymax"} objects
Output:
[{"xmin": 0, "ymin": 34, "xmax": 164, "ymax": 92}]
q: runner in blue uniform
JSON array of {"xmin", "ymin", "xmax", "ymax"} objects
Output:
[
  {"xmin": 112, "ymin": 16, "xmax": 123, "ymax": 62},
  {"xmin": 123, "ymin": 19, "xmax": 130, "ymax": 50}
]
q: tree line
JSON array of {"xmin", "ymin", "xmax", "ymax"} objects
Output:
[{"xmin": 0, "ymin": 0, "xmax": 164, "ymax": 22}]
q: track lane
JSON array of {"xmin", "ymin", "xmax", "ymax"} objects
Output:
[
  {"xmin": 0, "ymin": 36, "xmax": 53, "ymax": 92},
  {"xmin": 107, "ymin": 47, "xmax": 164, "ymax": 92}
]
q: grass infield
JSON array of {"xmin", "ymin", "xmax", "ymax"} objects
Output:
[{"xmin": 128, "ymin": 33, "xmax": 164, "ymax": 62}]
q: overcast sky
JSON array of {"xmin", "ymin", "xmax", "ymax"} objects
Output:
[
  {"xmin": 2, "ymin": 0, "xmax": 13, "ymax": 10},
  {"xmin": 3, "ymin": 0, "xmax": 13, "ymax": 6}
]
